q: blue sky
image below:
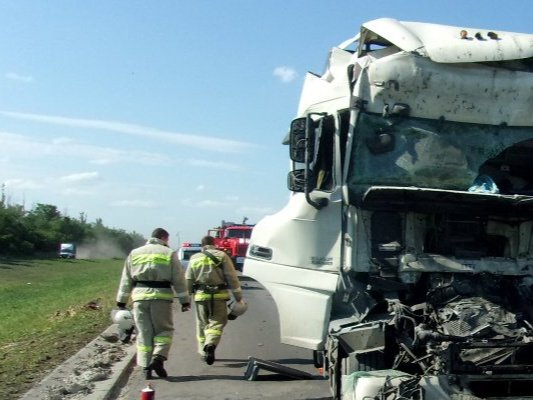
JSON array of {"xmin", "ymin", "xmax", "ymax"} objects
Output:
[{"xmin": 1, "ymin": 1, "xmax": 532, "ymax": 245}]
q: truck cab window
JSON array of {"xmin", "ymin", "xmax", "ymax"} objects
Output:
[{"xmin": 313, "ymin": 115, "xmax": 335, "ymax": 191}]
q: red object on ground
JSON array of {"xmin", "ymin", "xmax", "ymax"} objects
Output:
[{"xmin": 141, "ymin": 383, "xmax": 155, "ymax": 400}]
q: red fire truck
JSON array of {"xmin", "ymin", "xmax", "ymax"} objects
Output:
[{"xmin": 208, "ymin": 220, "xmax": 254, "ymax": 271}]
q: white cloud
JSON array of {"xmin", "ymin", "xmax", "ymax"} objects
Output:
[
  {"xmin": 60, "ymin": 172, "xmax": 99, "ymax": 183},
  {"xmin": 187, "ymin": 159, "xmax": 239, "ymax": 171},
  {"xmin": 4, "ymin": 178, "xmax": 43, "ymax": 189},
  {"xmin": 196, "ymin": 199, "xmax": 226, "ymax": 207},
  {"xmin": 273, "ymin": 66, "xmax": 298, "ymax": 83},
  {"xmin": 52, "ymin": 137, "xmax": 75, "ymax": 145},
  {"xmin": 90, "ymin": 158, "xmax": 114, "ymax": 165},
  {"xmin": 181, "ymin": 198, "xmax": 227, "ymax": 208},
  {"xmin": 6, "ymin": 72, "xmax": 34, "ymax": 83},
  {"xmin": 195, "ymin": 185, "xmax": 205, "ymax": 191},
  {"xmin": 237, "ymin": 205, "xmax": 275, "ymax": 215},
  {"xmin": 110, "ymin": 199, "xmax": 159, "ymax": 208},
  {"xmin": 0, "ymin": 131, "xmax": 170, "ymax": 166},
  {"xmin": 1, "ymin": 111, "xmax": 256, "ymax": 153},
  {"xmin": 62, "ymin": 188, "xmax": 97, "ymax": 196},
  {"xmin": 87, "ymin": 148, "xmax": 168, "ymax": 166}
]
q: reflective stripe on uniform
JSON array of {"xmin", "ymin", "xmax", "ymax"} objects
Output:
[
  {"xmin": 154, "ymin": 335, "xmax": 172, "ymax": 344},
  {"xmin": 131, "ymin": 253, "xmax": 171, "ymax": 266},
  {"xmin": 137, "ymin": 344, "xmax": 153, "ymax": 353},
  {"xmin": 194, "ymin": 292, "xmax": 230, "ymax": 301},
  {"xmin": 206, "ymin": 328, "xmax": 222, "ymax": 337},
  {"xmin": 131, "ymin": 291, "xmax": 174, "ymax": 301},
  {"xmin": 189, "ymin": 254, "xmax": 221, "ymax": 269}
]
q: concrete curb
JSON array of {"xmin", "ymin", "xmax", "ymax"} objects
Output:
[{"xmin": 20, "ymin": 325, "xmax": 137, "ymax": 400}]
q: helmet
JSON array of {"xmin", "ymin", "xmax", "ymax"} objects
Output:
[
  {"xmin": 111, "ymin": 309, "xmax": 134, "ymax": 330},
  {"xmin": 228, "ymin": 300, "xmax": 248, "ymax": 320}
]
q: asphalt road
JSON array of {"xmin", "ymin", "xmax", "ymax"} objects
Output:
[{"xmin": 114, "ymin": 275, "xmax": 333, "ymax": 400}]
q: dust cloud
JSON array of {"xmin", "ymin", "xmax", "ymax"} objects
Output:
[{"xmin": 76, "ymin": 240, "xmax": 126, "ymax": 260}]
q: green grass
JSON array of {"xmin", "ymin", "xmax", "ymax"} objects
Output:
[{"xmin": 0, "ymin": 258, "xmax": 124, "ymax": 398}]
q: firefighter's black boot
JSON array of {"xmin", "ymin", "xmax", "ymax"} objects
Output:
[
  {"xmin": 204, "ymin": 344, "xmax": 216, "ymax": 365},
  {"xmin": 143, "ymin": 367, "xmax": 153, "ymax": 380},
  {"xmin": 150, "ymin": 355, "xmax": 168, "ymax": 378}
]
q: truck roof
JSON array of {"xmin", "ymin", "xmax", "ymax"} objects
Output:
[
  {"xmin": 342, "ymin": 18, "xmax": 533, "ymax": 64},
  {"xmin": 297, "ymin": 18, "xmax": 533, "ymax": 126}
]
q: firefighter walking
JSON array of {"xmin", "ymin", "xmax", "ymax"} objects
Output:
[
  {"xmin": 116, "ymin": 228, "xmax": 191, "ymax": 379},
  {"xmin": 186, "ymin": 235, "xmax": 245, "ymax": 364}
]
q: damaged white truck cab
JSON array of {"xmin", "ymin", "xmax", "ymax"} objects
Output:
[{"xmin": 244, "ymin": 18, "xmax": 533, "ymax": 399}]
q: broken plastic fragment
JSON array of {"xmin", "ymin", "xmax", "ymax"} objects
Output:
[{"xmin": 468, "ymin": 174, "xmax": 499, "ymax": 194}]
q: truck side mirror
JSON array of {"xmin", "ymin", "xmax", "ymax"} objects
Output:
[
  {"xmin": 289, "ymin": 117, "xmax": 315, "ymax": 163},
  {"xmin": 287, "ymin": 169, "xmax": 306, "ymax": 192},
  {"xmin": 288, "ymin": 114, "xmax": 328, "ymax": 209},
  {"xmin": 287, "ymin": 169, "xmax": 318, "ymax": 192}
]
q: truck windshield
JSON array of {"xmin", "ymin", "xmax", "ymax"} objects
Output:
[
  {"xmin": 182, "ymin": 250, "xmax": 201, "ymax": 260},
  {"xmin": 225, "ymin": 229, "xmax": 252, "ymax": 239},
  {"xmin": 347, "ymin": 112, "xmax": 533, "ymax": 196}
]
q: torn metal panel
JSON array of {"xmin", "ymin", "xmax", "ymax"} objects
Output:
[
  {"xmin": 361, "ymin": 18, "xmax": 424, "ymax": 54},
  {"xmin": 359, "ymin": 18, "xmax": 533, "ymax": 63},
  {"xmin": 362, "ymin": 52, "xmax": 533, "ymax": 126}
]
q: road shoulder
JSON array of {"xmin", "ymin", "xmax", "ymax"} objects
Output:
[{"xmin": 19, "ymin": 325, "xmax": 136, "ymax": 400}]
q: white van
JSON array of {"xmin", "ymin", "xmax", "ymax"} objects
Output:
[{"xmin": 177, "ymin": 243, "xmax": 202, "ymax": 270}]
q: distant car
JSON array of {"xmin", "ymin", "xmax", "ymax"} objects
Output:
[
  {"xmin": 59, "ymin": 243, "xmax": 76, "ymax": 259},
  {"xmin": 177, "ymin": 243, "xmax": 202, "ymax": 270}
]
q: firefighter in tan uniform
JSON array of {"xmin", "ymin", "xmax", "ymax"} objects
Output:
[
  {"xmin": 186, "ymin": 235, "xmax": 244, "ymax": 365},
  {"xmin": 116, "ymin": 228, "xmax": 190, "ymax": 379}
]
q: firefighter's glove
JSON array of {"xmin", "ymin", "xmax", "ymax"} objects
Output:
[
  {"xmin": 120, "ymin": 327, "xmax": 135, "ymax": 344},
  {"xmin": 117, "ymin": 302, "xmax": 127, "ymax": 310},
  {"xmin": 181, "ymin": 302, "xmax": 191, "ymax": 312}
]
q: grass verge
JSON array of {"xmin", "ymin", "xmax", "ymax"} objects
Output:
[{"xmin": 0, "ymin": 257, "xmax": 124, "ymax": 398}]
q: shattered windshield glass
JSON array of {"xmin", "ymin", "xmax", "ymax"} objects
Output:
[{"xmin": 348, "ymin": 112, "xmax": 533, "ymax": 194}]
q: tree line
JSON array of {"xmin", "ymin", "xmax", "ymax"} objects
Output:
[{"xmin": 0, "ymin": 198, "xmax": 145, "ymax": 257}]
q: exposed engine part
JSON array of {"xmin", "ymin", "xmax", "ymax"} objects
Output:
[{"xmin": 332, "ymin": 272, "xmax": 533, "ymax": 398}]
